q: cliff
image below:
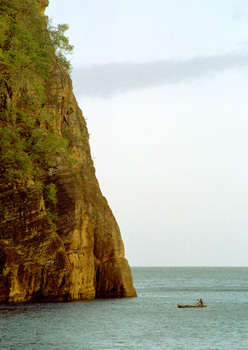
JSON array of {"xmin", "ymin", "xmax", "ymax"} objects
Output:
[{"xmin": 0, "ymin": 0, "xmax": 136, "ymax": 302}]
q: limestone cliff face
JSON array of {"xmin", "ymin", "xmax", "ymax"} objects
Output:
[{"xmin": 0, "ymin": 0, "xmax": 136, "ymax": 302}]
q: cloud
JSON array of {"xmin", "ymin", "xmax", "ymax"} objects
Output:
[{"xmin": 72, "ymin": 53, "xmax": 248, "ymax": 97}]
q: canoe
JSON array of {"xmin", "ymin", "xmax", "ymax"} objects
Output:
[{"xmin": 177, "ymin": 304, "xmax": 207, "ymax": 308}]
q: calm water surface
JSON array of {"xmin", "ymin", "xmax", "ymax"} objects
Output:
[{"xmin": 0, "ymin": 267, "xmax": 248, "ymax": 349}]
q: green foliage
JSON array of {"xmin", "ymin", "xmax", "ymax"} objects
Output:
[
  {"xmin": 0, "ymin": 126, "xmax": 34, "ymax": 182},
  {"xmin": 0, "ymin": 0, "xmax": 52, "ymax": 91},
  {"xmin": 31, "ymin": 129, "xmax": 69, "ymax": 166},
  {"xmin": 34, "ymin": 179, "xmax": 44, "ymax": 192},
  {"xmin": 47, "ymin": 211, "xmax": 59, "ymax": 232},
  {"xmin": 47, "ymin": 20, "xmax": 74, "ymax": 73},
  {"xmin": 0, "ymin": 121, "xmax": 69, "ymax": 183},
  {"xmin": 0, "ymin": 0, "xmax": 75, "ymax": 185},
  {"xmin": 45, "ymin": 183, "xmax": 57, "ymax": 205},
  {"xmin": 0, "ymin": 0, "xmax": 73, "ymax": 94}
]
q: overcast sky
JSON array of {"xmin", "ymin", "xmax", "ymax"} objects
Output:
[{"xmin": 46, "ymin": 0, "xmax": 248, "ymax": 266}]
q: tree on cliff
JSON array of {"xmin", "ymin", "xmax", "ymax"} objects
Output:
[{"xmin": 46, "ymin": 20, "xmax": 74, "ymax": 74}]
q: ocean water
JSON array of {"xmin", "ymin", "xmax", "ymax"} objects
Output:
[{"xmin": 0, "ymin": 267, "xmax": 247, "ymax": 349}]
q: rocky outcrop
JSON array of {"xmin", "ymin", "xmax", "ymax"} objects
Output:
[{"xmin": 0, "ymin": 0, "xmax": 136, "ymax": 303}]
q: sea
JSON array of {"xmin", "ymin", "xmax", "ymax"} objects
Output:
[{"xmin": 0, "ymin": 267, "xmax": 247, "ymax": 350}]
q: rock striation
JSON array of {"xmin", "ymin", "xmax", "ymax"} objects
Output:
[{"xmin": 0, "ymin": 0, "xmax": 136, "ymax": 303}]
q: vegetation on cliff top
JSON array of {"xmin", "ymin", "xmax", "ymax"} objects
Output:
[{"xmin": 0, "ymin": 0, "xmax": 74, "ymax": 184}]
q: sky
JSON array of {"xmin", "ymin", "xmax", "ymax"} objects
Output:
[{"xmin": 46, "ymin": 0, "xmax": 248, "ymax": 267}]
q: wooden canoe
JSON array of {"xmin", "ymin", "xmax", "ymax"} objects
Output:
[{"xmin": 177, "ymin": 304, "xmax": 207, "ymax": 308}]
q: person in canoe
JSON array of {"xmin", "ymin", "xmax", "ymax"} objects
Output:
[{"xmin": 197, "ymin": 299, "xmax": 204, "ymax": 306}]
